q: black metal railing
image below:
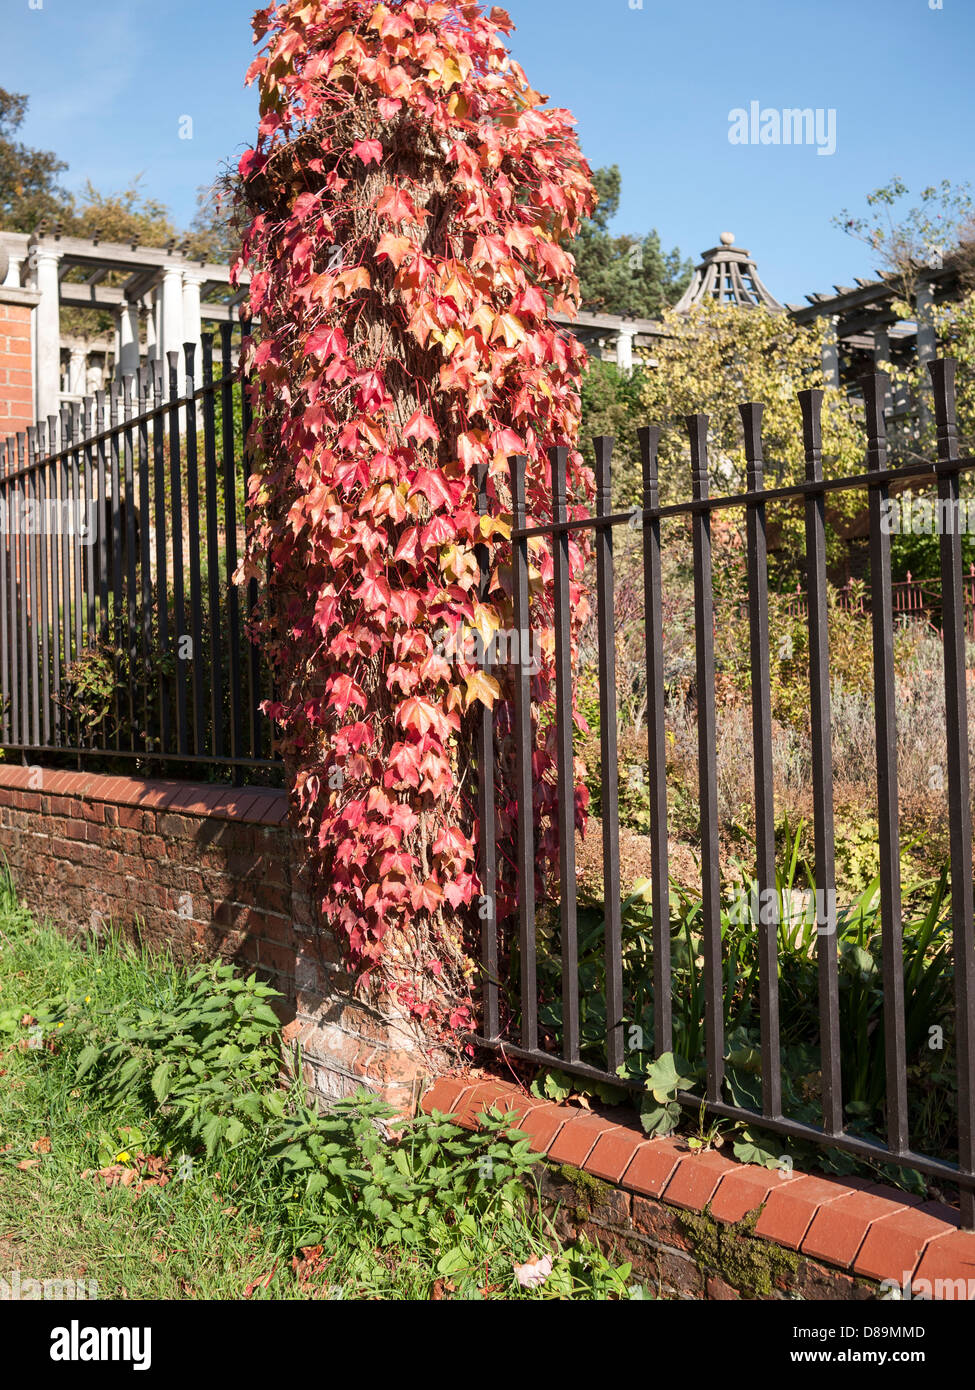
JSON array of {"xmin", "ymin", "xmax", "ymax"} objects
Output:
[
  {"xmin": 475, "ymin": 359, "xmax": 975, "ymax": 1226},
  {"xmin": 0, "ymin": 331, "xmax": 279, "ymax": 784}
]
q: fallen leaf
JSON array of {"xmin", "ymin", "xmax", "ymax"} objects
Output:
[
  {"xmin": 513, "ymin": 1254, "xmax": 553, "ymax": 1289},
  {"xmin": 291, "ymin": 1245, "xmax": 328, "ymax": 1284},
  {"xmin": 15, "ymin": 1159, "xmax": 40, "ymax": 1171},
  {"xmin": 31, "ymin": 1136, "xmax": 51, "ymax": 1154},
  {"xmin": 244, "ymin": 1262, "xmax": 279, "ymax": 1299}
]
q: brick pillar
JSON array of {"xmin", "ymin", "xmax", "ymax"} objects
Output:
[{"xmin": 0, "ymin": 285, "xmax": 40, "ymax": 440}]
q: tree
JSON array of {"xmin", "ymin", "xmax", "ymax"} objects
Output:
[
  {"xmin": 637, "ymin": 299, "xmax": 864, "ymax": 574},
  {"xmin": 237, "ymin": 0, "xmax": 595, "ymax": 1038},
  {"xmin": 66, "ymin": 179, "xmax": 177, "ymax": 247},
  {"xmin": 0, "ymin": 88, "xmax": 69, "ymax": 232},
  {"xmin": 833, "ymin": 177, "xmax": 975, "ymax": 296},
  {"xmin": 184, "ymin": 181, "xmax": 242, "ymax": 263},
  {"xmin": 570, "ymin": 164, "xmax": 690, "ymax": 318},
  {"xmin": 578, "ymin": 357, "xmax": 649, "ymax": 505},
  {"xmin": 872, "ymin": 288, "xmax": 975, "ymax": 581}
]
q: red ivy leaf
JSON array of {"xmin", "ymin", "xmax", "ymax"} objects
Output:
[{"xmin": 351, "ymin": 139, "xmax": 383, "ymax": 166}]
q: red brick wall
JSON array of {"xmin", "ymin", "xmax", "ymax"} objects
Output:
[
  {"xmin": 0, "ymin": 765, "xmax": 436, "ymax": 1110},
  {"xmin": 425, "ymin": 1077, "xmax": 975, "ymax": 1301},
  {"xmin": 0, "ymin": 299, "xmax": 34, "ymax": 440}
]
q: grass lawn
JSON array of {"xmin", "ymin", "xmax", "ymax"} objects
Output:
[{"xmin": 0, "ymin": 880, "xmax": 637, "ymax": 1301}]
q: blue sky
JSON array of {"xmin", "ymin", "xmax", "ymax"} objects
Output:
[{"xmin": 4, "ymin": 0, "xmax": 972, "ymax": 303}]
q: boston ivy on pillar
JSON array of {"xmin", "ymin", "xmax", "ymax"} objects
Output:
[{"xmin": 236, "ymin": 0, "xmax": 594, "ymax": 1043}]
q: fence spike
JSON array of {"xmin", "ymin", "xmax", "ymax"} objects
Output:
[
  {"xmin": 183, "ymin": 341, "xmax": 196, "ymax": 391},
  {"xmin": 593, "ymin": 434, "xmax": 613, "ymax": 510},
  {"xmin": 739, "ymin": 401, "xmax": 764, "ymax": 487},
  {"xmin": 638, "ymin": 425, "xmax": 661, "ymax": 507},
  {"xmin": 798, "ymin": 389, "xmax": 824, "ymax": 481},
  {"xmin": 166, "ymin": 351, "xmax": 179, "ymax": 402},
  {"xmin": 686, "ymin": 413, "xmax": 710, "ymax": 491},
  {"xmin": 930, "ymin": 357, "xmax": 959, "ymax": 454}
]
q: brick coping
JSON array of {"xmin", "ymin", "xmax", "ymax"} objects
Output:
[
  {"xmin": 423, "ymin": 1075, "xmax": 975, "ymax": 1293},
  {"xmin": 0, "ymin": 764, "xmax": 289, "ymax": 826}
]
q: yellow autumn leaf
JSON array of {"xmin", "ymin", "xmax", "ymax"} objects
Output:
[
  {"xmin": 490, "ymin": 313, "xmax": 525, "ymax": 348},
  {"xmin": 336, "ymin": 266, "xmax": 371, "ymax": 296},
  {"xmin": 439, "ymin": 327, "xmax": 464, "ymax": 355},
  {"xmin": 478, "ymin": 514, "xmax": 512, "ymax": 541},
  {"xmin": 440, "ymin": 544, "xmax": 478, "ymax": 585},
  {"xmin": 470, "ymin": 304, "xmax": 495, "ymax": 338},
  {"xmin": 464, "ymin": 670, "xmax": 501, "ymax": 710},
  {"xmin": 471, "ymin": 602, "xmax": 500, "ymax": 651},
  {"xmin": 427, "ymin": 53, "xmax": 470, "ymax": 90},
  {"xmin": 441, "ymin": 273, "xmax": 470, "ymax": 305}
]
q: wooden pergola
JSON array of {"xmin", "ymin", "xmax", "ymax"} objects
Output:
[{"xmin": 0, "ymin": 226, "xmax": 248, "ymax": 422}]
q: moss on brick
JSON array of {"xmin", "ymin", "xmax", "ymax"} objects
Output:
[
  {"xmin": 677, "ymin": 1205, "xmax": 798, "ymax": 1299},
  {"xmin": 545, "ymin": 1162, "xmax": 612, "ymax": 1222}
]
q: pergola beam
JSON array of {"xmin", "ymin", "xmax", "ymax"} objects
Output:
[{"xmin": 59, "ymin": 282, "xmax": 125, "ymax": 309}]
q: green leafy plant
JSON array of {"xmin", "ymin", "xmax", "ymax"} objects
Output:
[
  {"xmin": 1, "ymin": 890, "xmax": 639, "ymax": 1300},
  {"xmin": 59, "ymin": 962, "xmax": 282, "ymax": 1158},
  {"xmin": 269, "ymin": 1095, "xmax": 539, "ymax": 1255},
  {"xmin": 638, "ymin": 1052, "xmax": 696, "ymax": 1137}
]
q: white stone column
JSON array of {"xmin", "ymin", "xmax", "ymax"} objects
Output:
[
  {"xmin": 916, "ymin": 281, "xmax": 936, "ymax": 428},
  {"xmin": 86, "ymin": 359, "xmax": 104, "ymax": 395},
  {"xmin": 144, "ymin": 297, "xmax": 158, "ymax": 367},
  {"xmin": 159, "ymin": 266, "xmax": 185, "ymax": 381},
  {"xmin": 118, "ymin": 302, "xmax": 141, "ymax": 380},
  {"xmin": 916, "ymin": 282, "xmax": 936, "ymax": 366},
  {"xmin": 68, "ymin": 347, "xmax": 87, "ymax": 396},
  {"xmin": 616, "ymin": 325, "xmax": 636, "ymax": 377},
  {"xmin": 821, "ymin": 315, "xmax": 840, "ymax": 389},
  {"xmin": 181, "ymin": 270, "xmax": 205, "ymax": 382},
  {"xmin": 34, "ymin": 247, "xmax": 63, "ymax": 424}
]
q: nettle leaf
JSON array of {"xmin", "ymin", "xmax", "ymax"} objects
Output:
[
  {"xmin": 117, "ymin": 1056, "xmax": 143, "ymax": 1089},
  {"xmin": 75, "ymin": 1045, "xmax": 101, "ymax": 1081},
  {"xmin": 436, "ymin": 1246, "xmax": 470, "ymax": 1277},
  {"xmin": 151, "ymin": 1062, "xmax": 173, "ymax": 1104}
]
